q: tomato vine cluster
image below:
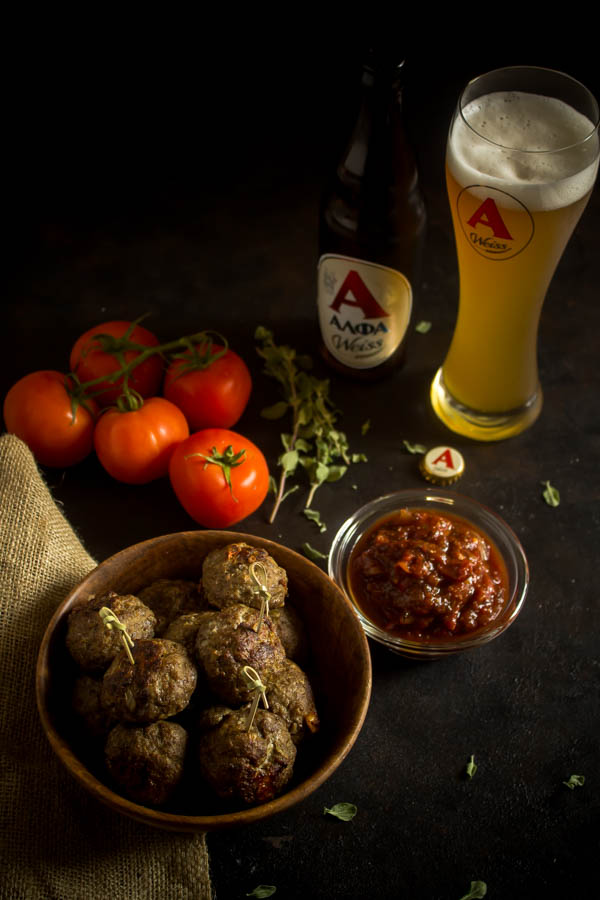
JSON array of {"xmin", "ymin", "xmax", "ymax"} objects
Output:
[{"xmin": 2, "ymin": 320, "xmax": 269, "ymax": 527}]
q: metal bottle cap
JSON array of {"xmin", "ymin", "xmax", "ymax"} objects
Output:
[{"xmin": 419, "ymin": 446, "xmax": 465, "ymax": 485}]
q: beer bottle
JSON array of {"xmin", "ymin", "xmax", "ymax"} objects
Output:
[{"xmin": 317, "ymin": 51, "xmax": 426, "ymax": 378}]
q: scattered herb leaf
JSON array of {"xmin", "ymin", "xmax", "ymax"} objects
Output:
[
  {"xmin": 466, "ymin": 755, "xmax": 477, "ymax": 778},
  {"xmin": 323, "ymin": 802, "xmax": 357, "ymax": 821},
  {"xmin": 303, "ymin": 508, "xmax": 327, "ymax": 532},
  {"xmin": 255, "ymin": 328, "xmax": 363, "ymax": 520},
  {"xmin": 415, "ymin": 320, "xmax": 432, "ymax": 334},
  {"xmin": 246, "ymin": 887, "xmax": 277, "ymax": 898},
  {"xmin": 458, "ymin": 882, "xmax": 487, "ymax": 900},
  {"xmin": 403, "ymin": 440, "xmax": 427, "ymax": 455},
  {"xmin": 361, "ymin": 419, "xmax": 371, "ymax": 436},
  {"xmin": 542, "ymin": 480, "xmax": 560, "ymax": 507},
  {"xmin": 303, "ymin": 542, "xmax": 328, "ymax": 562},
  {"xmin": 563, "ymin": 774, "xmax": 585, "ymax": 790}
]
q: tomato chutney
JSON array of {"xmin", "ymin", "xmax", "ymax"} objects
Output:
[{"xmin": 348, "ymin": 508, "xmax": 508, "ymax": 641}]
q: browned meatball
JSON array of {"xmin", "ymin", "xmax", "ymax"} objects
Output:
[
  {"xmin": 266, "ymin": 659, "xmax": 319, "ymax": 745},
  {"xmin": 101, "ymin": 639, "xmax": 197, "ymax": 723},
  {"xmin": 137, "ymin": 579, "xmax": 206, "ymax": 635},
  {"xmin": 202, "ymin": 543, "xmax": 287, "ymax": 610},
  {"xmin": 66, "ymin": 591, "xmax": 156, "ymax": 671},
  {"xmin": 163, "ymin": 612, "xmax": 206, "ymax": 655},
  {"xmin": 270, "ymin": 603, "xmax": 308, "ymax": 662},
  {"xmin": 105, "ymin": 721, "xmax": 188, "ymax": 806},
  {"xmin": 197, "ymin": 707, "xmax": 296, "ymax": 804},
  {"xmin": 72, "ymin": 675, "xmax": 115, "ymax": 737},
  {"xmin": 194, "ymin": 605, "xmax": 285, "ymax": 706}
]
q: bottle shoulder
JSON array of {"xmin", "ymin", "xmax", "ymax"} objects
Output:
[{"xmin": 320, "ymin": 177, "xmax": 426, "ymax": 271}]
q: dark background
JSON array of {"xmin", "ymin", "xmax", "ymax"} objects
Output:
[{"xmin": 2, "ymin": 24, "xmax": 599, "ymax": 900}]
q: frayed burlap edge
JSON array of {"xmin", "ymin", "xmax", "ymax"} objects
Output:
[{"xmin": 0, "ymin": 434, "xmax": 212, "ymax": 900}]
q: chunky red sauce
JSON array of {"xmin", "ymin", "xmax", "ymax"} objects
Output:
[{"xmin": 348, "ymin": 508, "xmax": 508, "ymax": 641}]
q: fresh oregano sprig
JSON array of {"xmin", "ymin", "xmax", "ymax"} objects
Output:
[{"xmin": 255, "ymin": 327, "xmax": 365, "ymax": 522}]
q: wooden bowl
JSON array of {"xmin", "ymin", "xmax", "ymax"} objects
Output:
[{"xmin": 36, "ymin": 531, "xmax": 372, "ymax": 832}]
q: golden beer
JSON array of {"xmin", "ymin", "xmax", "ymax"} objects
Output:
[{"xmin": 431, "ymin": 69, "xmax": 599, "ymax": 440}]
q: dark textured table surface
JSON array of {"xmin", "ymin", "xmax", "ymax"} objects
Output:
[{"xmin": 3, "ymin": 37, "xmax": 599, "ymax": 900}]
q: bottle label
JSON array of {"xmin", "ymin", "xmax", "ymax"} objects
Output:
[{"xmin": 317, "ymin": 254, "xmax": 412, "ymax": 369}]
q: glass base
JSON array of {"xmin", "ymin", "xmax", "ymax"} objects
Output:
[{"xmin": 430, "ymin": 368, "xmax": 543, "ymax": 441}]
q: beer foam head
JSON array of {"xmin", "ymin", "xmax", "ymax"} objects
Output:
[{"xmin": 447, "ymin": 91, "xmax": 599, "ymax": 210}]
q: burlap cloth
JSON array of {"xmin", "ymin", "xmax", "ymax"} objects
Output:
[{"xmin": 0, "ymin": 434, "xmax": 213, "ymax": 900}]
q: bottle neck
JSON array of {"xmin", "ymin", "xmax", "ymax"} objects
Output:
[{"xmin": 341, "ymin": 64, "xmax": 407, "ymax": 182}]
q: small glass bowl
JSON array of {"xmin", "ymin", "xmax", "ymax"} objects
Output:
[{"xmin": 329, "ymin": 489, "xmax": 529, "ymax": 659}]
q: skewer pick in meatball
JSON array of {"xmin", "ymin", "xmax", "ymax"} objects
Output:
[
  {"xmin": 194, "ymin": 605, "xmax": 285, "ymax": 706},
  {"xmin": 66, "ymin": 591, "xmax": 156, "ymax": 672},
  {"xmin": 202, "ymin": 543, "xmax": 287, "ymax": 610},
  {"xmin": 101, "ymin": 639, "xmax": 197, "ymax": 723}
]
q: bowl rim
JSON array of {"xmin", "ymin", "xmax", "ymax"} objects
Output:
[
  {"xmin": 36, "ymin": 529, "xmax": 372, "ymax": 832},
  {"xmin": 328, "ymin": 489, "xmax": 529, "ymax": 657}
]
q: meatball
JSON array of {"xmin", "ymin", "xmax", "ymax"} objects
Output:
[
  {"xmin": 197, "ymin": 707, "xmax": 296, "ymax": 804},
  {"xmin": 137, "ymin": 579, "xmax": 206, "ymax": 635},
  {"xmin": 266, "ymin": 659, "xmax": 319, "ymax": 745},
  {"xmin": 202, "ymin": 543, "xmax": 287, "ymax": 610},
  {"xmin": 66, "ymin": 591, "xmax": 156, "ymax": 671},
  {"xmin": 270, "ymin": 603, "xmax": 308, "ymax": 662},
  {"xmin": 72, "ymin": 675, "xmax": 115, "ymax": 737},
  {"xmin": 101, "ymin": 639, "xmax": 197, "ymax": 723},
  {"xmin": 105, "ymin": 721, "xmax": 188, "ymax": 806},
  {"xmin": 163, "ymin": 612, "xmax": 206, "ymax": 655},
  {"xmin": 194, "ymin": 605, "xmax": 285, "ymax": 706}
]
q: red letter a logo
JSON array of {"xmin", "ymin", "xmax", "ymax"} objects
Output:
[
  {"xmin": 329, "ymin": 270, "xmax": 389, "ymax": 319},
  {"xmin": 431, "ymin": 448, "xmax": 456, "ymax": 469},
  {"xmin": 467, "ymin": 197, "xmax": 513, "ymax": 240}
]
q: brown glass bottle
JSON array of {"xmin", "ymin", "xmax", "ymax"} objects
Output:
[{"xmin": 317, "ymin": 53, "xmax": 426, "ymax": 379}]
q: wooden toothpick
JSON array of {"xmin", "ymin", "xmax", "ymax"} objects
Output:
[
  {"xmin": 249, "ymin": 561, "xmax": 270, "ymax": 633},
  {"xmin": 241, "ymin": 665, "xmax": 269, "ymax": 731},
  {"xmin": 99, "ymin": 606, "xmax": 135, "ymax": 665}
]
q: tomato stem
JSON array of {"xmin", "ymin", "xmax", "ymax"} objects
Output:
[
  {"xmin": 72, "ymin": 327, "xmax": 229, "ymax": 407},
  {"xmin": 168, "ymin": 333, "xmax": 228, "ymax": 379},
  {"xmin": 64, "ymin": 373, "xmax": 98, "ymax": 424},
  {"xmin": 115, "ymin": 388, "xmax": 145, "ymax": 413},
  {"xmin": 184, "ymin": 444, "xmax": 246, "ymax": 502}
]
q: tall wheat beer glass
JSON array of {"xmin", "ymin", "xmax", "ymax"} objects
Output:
[{"xmin": 431, "ymin": 67, "xmax": 599, "ymax": 440}]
